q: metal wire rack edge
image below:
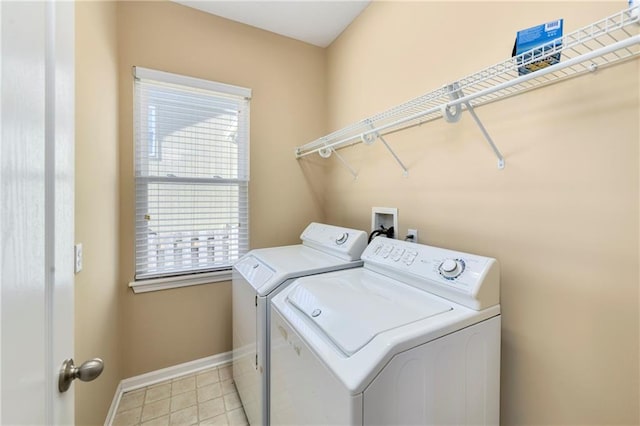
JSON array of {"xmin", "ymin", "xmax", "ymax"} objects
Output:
[{"xmin": 294, "ymin": 6, "xmax": 640, "ymax": 159}]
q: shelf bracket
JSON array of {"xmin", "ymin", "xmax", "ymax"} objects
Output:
[
  {"xmin": 444, "ymin": 83, "xmax": 505, "ymax": 170},
  {"xmin": 362, "ymin": 126, "xmax": 409, "ymax": 177},
  {"xmin": 463, "ymin": 101, "xmax": 505, "ymax": 169},
  {"xmin": 319, "ymin": 146, "xmax": 358, "ymax": 179},
  {"xmin": 333, "ymin": 149, "xmax": 358, "ymax": 179},
  {"xmin": 379, "ymin": 134, "xmax": 409, "ymax": 177},
  {"xmin": 442, "ymin": 83, "xmax": 463, "ymax": 123}
]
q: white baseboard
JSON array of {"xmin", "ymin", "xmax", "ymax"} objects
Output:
[
  {"xmin": 104, "ymin": 382, "xmax": 123, "ymax": 426},
  {"xmin": 120, "ymin": 351, "xmax": 232, "ymax": 393},
  {"xmin": 104, "ymin": 351, "xmax": 232, "ymax": 426}
]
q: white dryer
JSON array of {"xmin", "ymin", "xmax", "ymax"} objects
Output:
[
  {"xmin": 232, "ymin": 222, "xmax": 368, "ymax": 426},
  {"xmin": 270, "ymin": 237, "xmax": 501, "ymax": 425}
]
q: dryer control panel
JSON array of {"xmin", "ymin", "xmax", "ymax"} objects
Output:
[
  {"xmin": 300, "ymin": 222, "xmax": 368, "ymax": 261},
  {"xmin": 234, "ymin": 255, "xmax": 275, "ymax": 289},
  {"xmin": 362, "ymin": 237, "xmax": 500, "ymax": 310}
]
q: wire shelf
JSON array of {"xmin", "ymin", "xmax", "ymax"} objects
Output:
[{"xmin": 295, "ymin": 7, "xmax": 640, "ymax": 161}]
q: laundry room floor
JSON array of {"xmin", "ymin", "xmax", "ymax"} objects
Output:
[{"xmin": 112, "ymin": 363, "xmax": 248, "ymax": 426}]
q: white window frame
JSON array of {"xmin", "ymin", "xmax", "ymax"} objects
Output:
[{"xmin": 129, "ymin": 67, "xmax": 251, "ymax": 293}]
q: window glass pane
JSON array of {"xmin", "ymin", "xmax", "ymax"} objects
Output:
[
  {"xmin": 135, "ymin": 182, "xmax": 248, "ymax": 278},
  {"xmin": 137, "ymin": 82, "xmax": 245, "ymax": 180},
  {"xmin": 134, "ymin": 69, "xmax": 250, "ymax": 280}
]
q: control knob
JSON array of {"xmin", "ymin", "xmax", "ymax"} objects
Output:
[
  {"xmin": 438, "ymin": 258, "xmax": 465, "ymax": 280},
  {"xmin": 335, "ymin": 233, "xmax": 349, "ymax": 245}
]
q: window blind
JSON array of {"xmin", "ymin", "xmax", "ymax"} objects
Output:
[{"xmin": 133, "ymin": 67, "xmax": 251, "ymax": 280}]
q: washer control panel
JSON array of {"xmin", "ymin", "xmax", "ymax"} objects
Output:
[{"xmin": 363, "ymin": 237, "xmax": 499, "ymax": 310}]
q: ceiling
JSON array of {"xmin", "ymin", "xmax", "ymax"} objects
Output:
[{"xmin": 173, "ymin": 1, "xmax": 371, "ymax": 47}]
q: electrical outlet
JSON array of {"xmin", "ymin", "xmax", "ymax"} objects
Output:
[
  {"xmin": 407, "ymin": 229, "xmax": 418, "ymax": 243},
  {"xmin": 74, "ymin": 243, "xmax": 83, "ymax": 274}
]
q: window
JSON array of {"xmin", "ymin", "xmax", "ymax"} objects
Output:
[{"xmin": 133, "ymin": 67, "xmax": 250, "ymax": 285}]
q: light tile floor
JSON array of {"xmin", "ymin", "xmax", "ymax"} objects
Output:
[{"xmin": 113, "ymin": 363, "xmax": 248, "ymax": 426}]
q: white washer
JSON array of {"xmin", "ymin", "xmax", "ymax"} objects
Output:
[
  {"xmin": 232, "ymin": 222, "xmax": 368, "ymax": 426},
  {"xmin": 270, "ymin": 237, "xmax": 501, "ymax": 425}
]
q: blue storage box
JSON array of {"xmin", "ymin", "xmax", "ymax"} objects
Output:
[{"xmin": 514, "ymin": 19, "xmax": 564, "ymax": 76}]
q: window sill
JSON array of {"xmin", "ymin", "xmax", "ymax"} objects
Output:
[{"xmin": 129, "ymin": 270, "xmax": 231, "ymax": 293}]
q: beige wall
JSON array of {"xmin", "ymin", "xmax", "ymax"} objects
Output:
[
  {"xmin": 323, "ymin": 1, "xmax": 639, "ymax": 424},
  {"xmin": 75, "ymin": 1, "xmax": 121, "ymax": 425},
  {"xmin": 75, "ymin": 1, "xmax": 639, "ymax": 423},
  {"xmin": 116, "ymin": 1, "xmax": 327, "ymax": 377}
]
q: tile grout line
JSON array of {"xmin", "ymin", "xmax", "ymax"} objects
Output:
[{"xmin": 112, "ymin": 363, "xmax": 248, "ymax": 426}]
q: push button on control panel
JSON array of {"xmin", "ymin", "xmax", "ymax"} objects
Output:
[
  {"xmin": 380, "ymin": 245, "xmax": 393, "ymax": 258},
  {"xmin": 390, "ymin": 248, "xmax": 405, "ymax": 262},
  {"xmin": 401, "ymin": 250, "xmax": 418, "ymax": 265}
]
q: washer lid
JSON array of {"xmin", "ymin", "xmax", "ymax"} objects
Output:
[{"xmin": 286, "ymin": 272, "xmax": 453, "ymax": 356}]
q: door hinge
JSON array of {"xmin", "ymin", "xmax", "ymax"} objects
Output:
[
  {"xmin": 255, "ymin": 354, "xmax": 258, "ymax": 368},
  {"xmin": 255, "ymin": 295, "xmax": 257, "ymax": 307}
]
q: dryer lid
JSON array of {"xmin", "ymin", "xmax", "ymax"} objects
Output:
[{"xmin": 286, "ymin": 271, "xmax": 452, "ymax": 356}]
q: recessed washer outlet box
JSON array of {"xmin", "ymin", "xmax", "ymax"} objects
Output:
[{"xmin": 371, "ymin": 207, "xmax": 398, "ymax": 239}]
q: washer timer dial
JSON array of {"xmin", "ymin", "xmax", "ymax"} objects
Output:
[{"xmin": 438, "ymin": 258, "xmax": 466, "ymax": 280}]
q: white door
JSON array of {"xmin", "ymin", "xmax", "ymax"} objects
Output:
[{"xmin": 1, "ymin": 2, "xmax": 77, "ymax": 424}]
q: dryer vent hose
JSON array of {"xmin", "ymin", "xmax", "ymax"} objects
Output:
[{"xmin": 368, "ymin": 225, "xmax": 394, "ymax": 244}]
